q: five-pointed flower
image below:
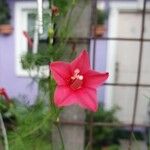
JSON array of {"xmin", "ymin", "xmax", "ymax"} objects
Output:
[{"xmin": 49, "ymin": 50, "xmax": 109, "ymax": 112}]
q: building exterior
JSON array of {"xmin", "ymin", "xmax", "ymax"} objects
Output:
[{"xmin": 0, "ymin": 0, "xmax": 38, "ymax": 104}]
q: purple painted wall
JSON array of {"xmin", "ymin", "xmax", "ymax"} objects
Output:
[
  {"xmin": 0, "ymin": 0, "xmax": 38, "ymax": 104},
  {"xmin": 95, "ymin": 40, "xmax": 107, "ymax": 104},
  {"xmin": 90, "ymin": 39, "xmax": 107, "ymax": 104}
]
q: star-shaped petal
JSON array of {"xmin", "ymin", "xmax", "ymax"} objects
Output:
[{"xmin": 49, "ymin": 49, "xmax": 109, "ymax": 112}]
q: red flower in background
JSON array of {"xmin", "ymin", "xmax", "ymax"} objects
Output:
[
  {"xmin": 50, "ymin": 50, "xmax": 109, "ymax": 112},
  {"xmin": 23, "ymin": 31, "xmax": 33, "ymax": 49},
  {"xmin": 52, "ymin": 5, "xmax": 59, "ymax": 16},
  {"xmin": 0, "ymin": 87, "xmax": 10, "ymax": 102}
]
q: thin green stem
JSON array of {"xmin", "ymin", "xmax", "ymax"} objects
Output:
[
  {"xmin": 0, "ymin": 113, "xmax": 9, "ymax": 150},
  {"xmin": 55, "ymin": 123, "xmax": 65, "ymax": 150},
  {"xmin": 23, "ymin": 111, "xmax": 52, "ymax": 138},
  {"xmin": 131, "ymin": 133, "xmax": 141, "ymax": 150},
  {"xmin": 85, "ymin": 141, "xmax": 90, "ymax": 150},
  {"xmin": 128, "ymin": 133, "xmax": 141, "ymax": 150}
]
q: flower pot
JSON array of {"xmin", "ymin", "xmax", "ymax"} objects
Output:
[
  {"xmin": 0, "ymin": 24, "xmax": 13, "ymax": 35},
  {"xmin": 92, "ymin": 25, "xmax": 106, "ymax": 37}
]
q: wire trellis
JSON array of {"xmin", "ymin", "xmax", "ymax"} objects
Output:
[{"xmin": 57, "ymin": 0, "xmax": 150, "ymax": 149}]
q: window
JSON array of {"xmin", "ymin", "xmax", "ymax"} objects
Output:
[{"xmin": 14, "ymin": 1, "xmax": 50, "ymax": 76}]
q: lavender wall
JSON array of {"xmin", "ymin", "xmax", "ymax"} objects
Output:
[
  {"xmin": 0, "ymin": 0, "xmax": 38, "ymax": 104},
  {"xmin": 90, "ymin": 39, "xmax": 107, "ymax": 104}
]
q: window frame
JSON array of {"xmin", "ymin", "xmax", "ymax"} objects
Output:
[{"xmin": 14, "ymin": 1, "xmax": 49, "ymax": 77}]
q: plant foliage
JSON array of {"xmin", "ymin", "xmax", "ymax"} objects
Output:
[
  {"xmin": 0, "ymin": 0, "xmax": 11, "ymax": 24},
  {"xmin": 86, "ymin": 106, "xmax": 120, "ymax": 150}
]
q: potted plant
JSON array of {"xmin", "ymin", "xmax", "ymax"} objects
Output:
[
  {"xmin": 85, "ymin": 105, "xmax": 120, "ymax": 150},
  {"xmin": 92, "ymin": 9, "xmax": 108, "ymax": 37},
  {"xmin": 0, "ymin": 0, "xmax": 13, "ymax": 35}
]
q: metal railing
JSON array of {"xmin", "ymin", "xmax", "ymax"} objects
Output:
[{"xmin": 58, "ymin": 0, "xmax": 150, "ymax": 149}]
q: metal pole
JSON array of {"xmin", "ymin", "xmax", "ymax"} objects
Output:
[{"xmin": 129, "ymin": 0, "xmax": 147, "ymax": 149}]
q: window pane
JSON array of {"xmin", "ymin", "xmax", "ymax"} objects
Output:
[
  {"xmin": 136, "ymin": 87, "xmax": 150, "ymax": 125},
  {"xmin": 105, "ymin": 41, "xmax": 140, "ymax": 84},
  {"xmin": 116, "ymin": 11, "xmax": 142, "ymax": 38},
  {"xmin": 27, "ymin": 12, "xmax": 50, "ymax": 53},
  {"xmin": 105, "ymin": 86, "xmax": 136, "ymax": 124},
  {"xmin": 28, "ymin": 13, "xmax": 36, "ymax": 37},
  {"xmin": 144, "ymin": 6, "xmax": 150, "ymax": 39},
  {"xmin": 140, "ymin": 42, "xmax": 150, "ymax": 84}
]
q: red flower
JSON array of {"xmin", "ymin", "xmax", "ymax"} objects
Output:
[
  {"xmin": 23, "ymin": 31, "xmax": 33, "ymax": 49},
  {"xmin": 50, "ymin": 50, "xmax": 109, "ymax": 112},
  {"xmin": 0, "ymin": 87, "xmax": 10, "ymax": 102}
]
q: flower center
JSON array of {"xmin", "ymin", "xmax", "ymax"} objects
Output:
[{"xmin": 70, "ymin": 69, "xmax": 83, "ymax": 90}]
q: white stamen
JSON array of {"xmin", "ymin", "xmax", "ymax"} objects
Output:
[
  {"xmin": 71, "ymin": 69, "xmax": 83, "ymax": 81},
  {"xmin": 78, "ymin": 75, "xmax": 83, "ymax": 80},
  {"xmin": 71, "ymin": 76, "xmax": 75, "ymax": 80}
]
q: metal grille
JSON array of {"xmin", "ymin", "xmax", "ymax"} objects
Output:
[
  {"xmin": 60, "ymin": 0, "xmax": 150, "ymax": 149},
  {"xmin": 91, "ymin": 0, "xmax": 150, "ymax": 149}
]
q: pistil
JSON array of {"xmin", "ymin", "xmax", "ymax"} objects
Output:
[{"xmin": 70, "ymin": 69, "xmax": 83, "ymax": 90}]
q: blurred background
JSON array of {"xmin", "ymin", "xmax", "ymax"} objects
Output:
[{"xmin": 0, "ymin": 0, "xmax": 150, "ymax": 150}]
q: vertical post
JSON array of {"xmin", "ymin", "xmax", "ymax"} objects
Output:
[
  {"xmin": 88, "ymin": 0, "xmax": 97, "ymax": 149},
  {"xmin": 129, "ymin": 0, "xmax": 147, "ymax": 149},
  {"xmin": 37, "ymin": 0, "xmax": 43, "ymax": 34},
  {"xmin": 52, "ymin": 1, "xmax": 92, "ymax": 150},
  {"xmin": 32, "ymin": 20, "xmax": 39, "ymax": 54}
]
